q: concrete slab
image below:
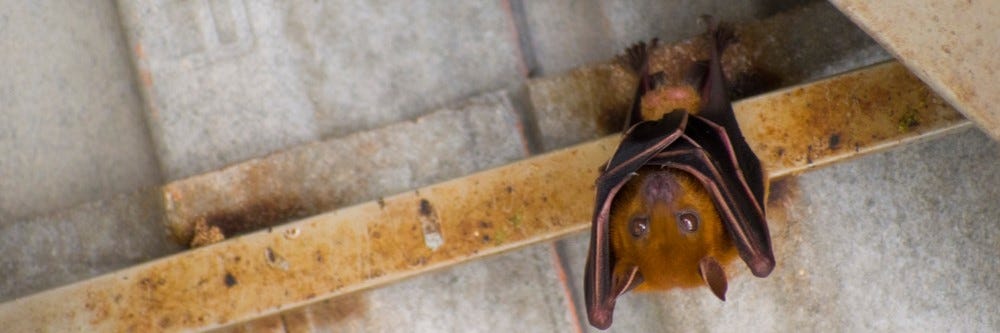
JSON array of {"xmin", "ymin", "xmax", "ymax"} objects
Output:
[
  {"xmin": 117, "ymin": 0, "xmax": 321, "ymax": 180},
  {"xmin": 276, "ymin": 244, "xmax": 577, "ymax": 333},
  {"xmin": 0, "ymin": 0, "xmax": 161, "ymax": 222},
  {"xmin": 283, "ymin": 1, "xmax": 525, "ymax": 139},
  {"xmin": 0, "ymin": 188, "xmax": 183, "ymax": 302},
  {"xmin": 118, "ymin": 1, "xmax": 527, "ymax": 181},
  {"xmin": 557, "ymin": 127, "xmax": 1000, "ymax": 331}
]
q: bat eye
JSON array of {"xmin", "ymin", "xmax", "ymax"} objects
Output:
[
  {"xmin": 676, "ymin": 211, "xmax": 699, "ymax": 233},
  {"xmin": 629, "ymin": 215, "xmax": 650, "ymax": 238}
]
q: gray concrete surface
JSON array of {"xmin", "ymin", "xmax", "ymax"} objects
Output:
[
  {"xmin": 284, "ymin": 1, "xmax": 525, "ymax": 140},
  {"xmin": 0, "ymin": 188, "xmax": 183, "ymax": 302},
  {"xmin": 521, "ymin": 0, "xmax": 807, "ymax": 76},
  {"xmin": 118, "ymin": 0, "xmax": 321, "ymax": 180},
  {"xmin": 275, "ymin": 244, "xmax": 577, "ymax": 333},
  {"xmin": 118, "ymin": 0, "xmax": 527, "ymax": 180},
  {"xmin": 0, "ymin": 0, "xmax": 161, "ymax": 222},
  {"xmin": 557, "ymin": 127, "xmax": 1000, "ymax": 332}
]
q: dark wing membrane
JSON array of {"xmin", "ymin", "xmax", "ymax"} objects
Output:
[
  {"xmin": 603, "ymin": 110, "xmax": 688, "ymax": 178},
  {"xmin": 685, "ymin": 115, "xmax": 766, "ymax": 217},
  {"xmin": 586, "ymin": 110, "xmax": 687, "ymax": 329},
  {"xmin": 649, "ymin": 141, "xmax": 775, "ymax": 277},
  {"xmin": 691, "ymin": 20, "xmax": 768, "ymax": 208}
]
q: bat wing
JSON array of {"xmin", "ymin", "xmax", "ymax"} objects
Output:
[
  {"xmin": 649, "ymin": 134, "xmax": 774, "ymax": 277},
  {"xmin": 694, "ymin": 19, "xmax": 768, "ymax": 208},
  {"xmin": 586, "ymin": 110, "xmax": 688, "ymax": 329}
]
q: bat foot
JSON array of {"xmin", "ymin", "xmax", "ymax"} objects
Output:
[
  {"xmin": 619, "ymin": 39, "xmax": 659, "ymax": 74},
  {"xmin": 700, "ymin": 15, "xmax": 736, "ymax": 55}
]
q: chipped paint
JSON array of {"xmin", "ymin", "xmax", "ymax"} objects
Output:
[
  {"xmin": 418, "ymin": 199, "xmax": 445, "ymax": 250},
  {"xmin": 0, "ymin": 61, "xmax": 969, "ymax": 332}
]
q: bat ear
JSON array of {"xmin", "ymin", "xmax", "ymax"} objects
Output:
[{"xmin": 699, "ymin": 256, "xmax": 728, "ymax": 301}]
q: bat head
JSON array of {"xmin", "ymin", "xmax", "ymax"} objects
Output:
[
  {"xmin": 640, "ymin": 81, "xmax": 702, "ymax": 121},
  {"xmin": 608, "ymin": 167, "xmax": 736, "ymax": 298}
]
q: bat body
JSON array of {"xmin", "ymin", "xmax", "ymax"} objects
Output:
[{"xmin": 585, "ymin": 19, "xmax": 775, "ymax": 330}]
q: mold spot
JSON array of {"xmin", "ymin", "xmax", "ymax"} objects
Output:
[
  {"xmin": 419, "ymin": 199, "xmax": 433, "ymax": 217},
  {"xmin": 265, "ymin": 247, "xmax": 290, "ymax": 271},
  {"xmin": 828, "ymin": 133, "xmax": 841, "ymax": 150},
  {"xmin": 202, "ymin": 197, "xmax": 307, "ymax": 242},
  {"xmin": 224, "ymin": 272, "xmax": 238, "ymax": 288}
]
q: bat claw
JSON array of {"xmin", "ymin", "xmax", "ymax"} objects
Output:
[{"xmin": 620, "ymin": 39, "xmax": 658, "ymax": 74}]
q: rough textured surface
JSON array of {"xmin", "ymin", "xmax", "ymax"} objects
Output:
[
  {"xmin": 831, "ymin": 0, "xmax": 1000, "ymax": 140},
  {"xmin": 283, "ymin": 1, "xmax": 525, "ymax": 139},
  {"xmin": 164, "ymin": 92, "xmax": 529, "ymax": 244},
  {"xmin": 521, "ymin": 0, "xmax": 806, "ymax": 76},
  {"xmin": 117, "ymin": 0, "xmax": 527, "ymax": 180},
  {"xmin": 118, "ymin": 0, "xmax": 320, "ymax": 180},
  {"xmin": 558, "ymin": 127, "xmax": 1000, "ymax": 331},
  {"xmin": 529, "ymin": 1, "xmax": 891, "ymax": 152},
  {"xmin": 2, "ymin": 0, "xmax": 997, "ymax": 332},
  {"xmin": 0, "ymin": 0, "xmax": 161, "ymax": 222},
  {"xmin": 0, "ymin": 188, "xmax": 182, "ymax": 302},
  {"xmin": 275, "ymin": 244, "xmax": 577, "ymax": 333}
]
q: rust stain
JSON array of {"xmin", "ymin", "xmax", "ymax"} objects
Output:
[
  {"xmin": 190, "ymin": 218, "xmax": 225, "ymax": 247},
  {"xmin": 138, "ymin": 69, "xmax": 153, "ymax": 87},
  {"xmin": 737, "ymin": 62, "xmax": 967, "ymax": 178},
  {"xmin": 133, "ymin": 43, "xmax": 146, "ymax": 60},
  {"xmin": 165, "ymin": 161, "xmax": 316, "ymax": 245}
]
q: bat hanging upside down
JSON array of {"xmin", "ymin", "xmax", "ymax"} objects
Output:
[{"xmin": 585, "ymin": 18, "xmax": 775, "ymax": 330}]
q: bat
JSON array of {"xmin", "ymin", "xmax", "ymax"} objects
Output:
[{"xmin": 584, "ymin": 18, "xmax": 775, "ymax": 330}]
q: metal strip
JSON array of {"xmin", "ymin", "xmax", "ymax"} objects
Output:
[{"xmin": 0, "ymin": 61, "xmax": 969, "ymax": 332}]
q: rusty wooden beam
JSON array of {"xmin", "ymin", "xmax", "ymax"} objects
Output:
[{"xmin": 0, "ymin": 62, "xmax": 969, "ymax": 332}]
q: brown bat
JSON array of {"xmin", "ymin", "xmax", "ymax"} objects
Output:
[{"xmin": 585, "ymin": 18, "xmax": 775, "ymax": 330}]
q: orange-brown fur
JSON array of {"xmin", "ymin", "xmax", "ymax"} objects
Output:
[
  {"xmin": 640, "ymin": 85, "xmax": 702, "ymax": 120},
  {"xmin": 608, "ymin": 168, "xmax": 738, "ymax": 292}
]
